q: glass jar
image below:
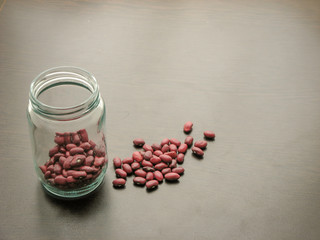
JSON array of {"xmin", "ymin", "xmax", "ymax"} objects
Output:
[{"xmin": 27, "ymin": 66, "xmax": 108, "ymax": 199}]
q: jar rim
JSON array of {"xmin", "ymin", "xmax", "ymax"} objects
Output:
[{"xmin": 29, "ymin": 66, "xmax": 100, "ymax": 120}]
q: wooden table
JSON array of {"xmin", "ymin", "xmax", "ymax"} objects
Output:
[{"xmin": 1, "ymin": 0, "xmax": 320, "ymax": 239}]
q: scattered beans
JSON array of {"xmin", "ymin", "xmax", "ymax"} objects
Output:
[
  {"xmin": 113, "ymin": 157, "xmax": 122, "ymax": 168},
  {"xmin": 184, "ymin": 136, "xmax": 193, "ymax": 147},
  {"xmin": 204, "ymin": 131, "xmax": 215, "ymax": 139}
]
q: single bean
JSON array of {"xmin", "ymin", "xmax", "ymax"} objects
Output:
[
  {"xmin": 70, "ymin": 155, "xmax": 86, "ymax": 167},
  {"xmin": 150, "ymin": 156, "xmax": 162, "ymax": 165},
  {"xmin": 54, "ymin": 135, "xmax": 65, "ymax": 145},
  {"xmin": 64, "ymin": 132, "xmax": 72, "ymax": 144},
  {"xmin": 183, "ymin": 121, "xmax": 193, "ymax": 133},
  {"xmin": 71, "ymin": 132, "xmax": 81, "ymax": 144},
  {"xmin": 133, "ymin": 138, "xmax": 145, "ymax": 147},
  {"xmin": 70, "ymin": 147, "xmax": 84, "ymax": 156},
  {"xmin": 65, "ymin": 151, "xmax": 70, "ymax": 157},
  {"xmin": 115, "ymin": 169, "xmax": 127, "ymax": 178},
  {"xmin": 153, "ymin": 150, "xmax": 163, "ymax": 157},
  {"xmin": 194, "ymin": 140, "xmax": 207, "ymax": 149},
  {"xmin": 85, "ymin": 156, "xmax": 94, "ymax": 166},
  {"xmin": 87, "ymin": 150, "xmax": 93, "ymax": 156},
  {"xmin": 49, "ymin": 145, "xmax": 59, "ymax": 157},
  {"xmin": 94, "ymin": 156, "xmax": 105, "ymax": 167},
  {"xmin": 78, "ymin": 129, "xmax": 89, "ymax": 142},
  {"xmin": 146, "ymin": 172, "xmax": 154, "ymax": 181},
  {"xmin": 184, "ymin": 136, "xmax": 194, "ymax": 147},
  {"xmin": 113, "ymin": 157, "xmax": 122, "ymax": 168},
  {"xmin": 62, "ymin": 169, "xmax": 68, "ymax": 177},
  {"xmin": 39, "ymin": 165, "xmax": 47, "ymax": 174},
  {"xmin": 85, "ymin": 174, "xmax": 93, "ymax": 180},
  {"xmin": 53, "ymin": 153, "xmax": 64, "ymax": 161},
  {"xmin": 113, "ymin": 178, "xmax": 126, "ymax": 187},
  {"xmin": 54, "ymin": 163, "xmax": 62, "ymax": 174},
  {"xmin": 204, "ymin": 131, "xmax": 215, "ymax": 139},
  {"xmin": 59, "ymin": 156, "xmax": 66, "ymax": 166},
  {"xmin": 143, "ymin": 144, "xmax": 153, "ymax": 152},
  {"xmin": 170, "ymin": 138, "xmax": 181, "ymax": 147},
  {"xmin": 151, "ymin": 143, "xmax": 161, "ymax": 151},
  {"xmin": 80, "ymin": 166, "xmax": 95, "ymax": 173},
  {"xmin": 59, "ymin": 146, "xmax": 66, "ymax": 153},
  {"xmin": 142, "ymin": 166, "xmax": 155, "ymax": 172},
  {"xmin": 177, "ymin": 153, "xmax": 185, "ymax": 164},
  {"xmin": 80, "ymin": 142, "xmax": 91, "ymax": 151},
  {"xmin": 161, "ymin": 138, "xmax": 170, "ymax": 146},
  {"xmin": 54, "ymin": 175, "xmax": 67, "ymax": 185},
  {"xmin": 133, "ymin": 177, "xmax": 146, "ymax": 185},
  {"xmin": 132, "ymin": 151, "xmax": 143, "ymax": 162},
  {"xmin": 122, "ymin": 163, "xmax": 133, "ymax": 175},
  {"xmin": 47, "ymin": 165, "xmax": 54, "ymax": 172},
  {"xmin": 131, "ymin": 162, "xmax": 141, "ymax": 170},
  {"xmin": 154, "ymin": 162, "xmax": 168, "ymax": 171},
  {"xmin": 169, "ymin": 144, "xmax": 177, "ymax": 152},
  {"xmin": 164, "ymin": 172, "xmax": 180, "ymax": 181},
  {"xmin": 51, "ymin": 173, "xmax": 57, "ymax": 178},
  {"xmin": 161, "ymin": 144, "xmax": 170, "ymax": 153},
  {"xmin": 172, "ymin": 167, "xmax": 185, "ymax": 175},
  {"xmin": 66, "ymin": 176, "xmax": 77, "ymax": 183},
  {"xmin": 154, "ymin": 171, "xmax": 163, "ymax": 182},
  {"xmin": 94, "ymin": 145, "xmax": 106, "ymax": 157},
  {"xmin": 44, "ymin": 171, "xmax": 51, "ymax": 179},
  {"xmin": 122, "ymin": 157, "xmax": 134, "ymax": 165},
  {"xmin": 169, "ymin": 159, "xmax": 177, "ymax": 168},
  {"xmin": 159, "ymin": 154, "xmax": 172, "ymax": 163},
  {"xmin": 146, "ymin": 180, "xmax": 158, "ymax": 189},
  {"xmin": 142, "ymin": 160, "xmax": 153, "ymax": 167},
  {"xmin": 134, "ymin": 169, "xmax": 147, "ymax": 178},
  {"xmin": 164, "ymin": 151, "xmax": 177, "ymax": 159},
  {"xmin": 67, "ymin": 170, "xmax": 87, "ymax": 178},
  {"xmin": 161, "ymin": 168, "xmax": 171, "ymax": 175},
  {"xmin": 191, "ymin": 147, "xmax": 204, "ymax": 156},
  {"xmin": 89, "ymin": 140, "xmax": 96, "ymax": 149},
  {"xmin": 144, "ymin": 151, "xmax": 153, "ymax": 160},
  {"xmin": 178, "ymin": 143, "xmax": 188, "ymax": 153}
]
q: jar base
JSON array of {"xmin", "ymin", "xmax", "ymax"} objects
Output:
[{"xmin": 41, "ymin": 175, "xmax": 105, "ymax": 200}]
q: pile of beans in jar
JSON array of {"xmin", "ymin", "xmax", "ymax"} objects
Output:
[
  {"xmin": 39, "ymin": 129, "xmax": 107, "ymax": 189},
  {"xmin": 112, "ymin": 122, "xmax": 215, "ymax": 190}
]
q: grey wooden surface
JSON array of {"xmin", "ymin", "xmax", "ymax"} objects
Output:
[{"xmin": 0, "ymin": 0, "xmax": 320, "ymax": 239}]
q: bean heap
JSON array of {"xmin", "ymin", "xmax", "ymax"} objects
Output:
[
  {"xmin": 112, "ymin": 122, "xmax": 215, "ymax": 190},
  {"xmin": 39, "ymin": 129, "xmax": 107, "ymax": 189}
]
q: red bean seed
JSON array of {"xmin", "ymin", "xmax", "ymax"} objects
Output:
[
  {"xmin": 66, "ymin": 176, "xmax": 77, "ymax": 183},
  {"xmin": 80, "ymin": 166, "xmax": 95, "ymax": 173},
  {"xmin": 161, "ymin": 138, "xmax": 170, "ymax": 146},
  {"xmin": 204, "ymin": 131, "xmax": 215, "ymax": 139},
  {"xmin": 150, "ymin": 156, "xmax": 162, "ymax": 165},
  {"xmin": 54, "ymin": 163, "xmax": 62, "ymax": 174},
  {"xmin": 194, "ymin": 140, "xmax": 207, "ymax": 149},
  {"xmin": 178, "ymin": 143, "xmax": 188, "ymax": 153},
  {"xmin": 169, "ymin": 159, "xmax": 177, "ymax": 168},
  {"xmin": 161, "ymin": 168, "xmax": 171, "ymax": 175},
  {"xmin": 146, "ymin": 180, "xmax": 158, "ymax": 189},
  {"xmin": 70, "ymin": 147, "xmax": 84, "ymax": 156},
  {"xmin": 85, "ymin": 156, "xmax": 94, "ymax": 166},
  {"xmin": 142, "ymin": 160, "xmax": 153, "ymax": 167},
  {"xmin": 54, "ymin": 135, "xmax": 65, "ymax": 145},
  {"xmin": 133, "ymin": 177, "xmax": 146, "ymax": 185},
  {"xmin": 169, "ymin": 144, "xmax": 177, "ymax": 152},
  {"xmin": 49, "ymin": 146, "xmax": 59, "ymax": 157},
  {"xmin": 94, "ymin": 157, "xmax": 105, "ymax": 167},
  {"xmin": 134, "ymin": 169, "xmax": 147, "ymax": 178},
  {"xmin": 89, "ymin": 140, "xmax": 96, "ymax": 149},
  {"xmin": 113, "ymin": 178, "xmax": 126, "ymax": 187},
  {"xmin": 144, "ymin": 151, "xmax": 153, "ymax": 160},
  {"xmin": 164, "ymin": 151, "xmax": 177, "ymax": 159},
  {"xmin": 70, "ymin": 155, "xmax": 86, "ymax": 167},
  {"xmin": 154, "ymin": 171, "xmax": 163, "ymax": 182},
  {"xmin": 80, "ymin": 142, "xmax": 91, "ymax": 151},
  {"xmin": 131, "ymin": 162, "xmax": 141, "ymax": 170},
  {"xmin": 183, "ymin": 121, "xmax": 193, "ymax": 133},
  {"xmin": 164, "ymin": 172, "xmax": 180, "ymax": 181},
  {"xmin": 71, "ymin": 132, "xmax": 81, "ymax": 145},
  {"xmin": 177, "ymin": 153, "xmax": 185, "ymax": 164},
  {"xmin": 39, "ymin": 165, "xmax": 47, "ymax": 174},
  {"xmin": 64, "ymin": 132, "xmax": 72, "ymax": 144},
  {"xmin": 115, "ymin": 169, "xmax": 127, "ymax": 178},
  {"xmin": 59, "ymin": 156, "xmax": 66, "ymax": 166},
  {"xmin": 172, "ymin": 167, "xmax": 184, "ymax": 175},
  {"xmin": 170, "ymin": 138, "xmax": 181, "ymax": 147},
  {"xmin": 151, "ymin": 143, "xmax": 161, "ymax": 151},
  {"xmin": 146, "ymin": 172, "xmax": 154, "ymax": 181},
  {"xmin": 184, "ymin": 136, "xmax": 194, "ymax": 147},
  {"xmin": 113, "ymin": 157, "xmax": 122, "ymax": 168},
  {"xmin": 191, "ymin": 147, "xmax": 204, "ymax": 156},
  {"xmin": 161, "ymin": 144, "xmax": 170, "ymax": 153},
  {"xmin": 54, "ymin": 175, "xmax": 67, "ymax": 185},
  {"xmin": 154, "ymin": 162, "xmax": 168, "ymax": 171},
  {"xmin": 133, "ymin": 138, "xmax": 145, "ymax": 147},
  {"xmin": 47, "ymin": 165, "xmax": 54, "ymax": 172},
  {"xmin": 122, "ymin": 157, "xmax": 134, "ymax": 165},
  {"xmin": 143, "ymin": 144, "xmax": 153, "ymax": 152},
  {"xmin": 122, "ymin": 164, "xmax": 133, "ymax": 174},
  {"xmin": 44, "ymin": 171, "xmax": 51, "ymax": 179},
  {"xmin": 159, "ymin": 154, "xmax": 172, "ymax": 163},
  {"xmin": 78, "ymin": 129, "xmax": 89, "ymax": 142},
  {"xmin": 142, "ymin": 166, "xmax": 155, "ymax": 172},
  {"xmin": 132, "ymin": 151, "xmax": 143, "ymax": 162},
  {"xmin": 153, "ymin": 150, "xmax": 163, "ymax": 156}
]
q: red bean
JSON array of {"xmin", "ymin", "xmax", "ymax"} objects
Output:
[
  {"xmin": 80, "ymin": 142, "xmax": 91, "ymax": 151},
  {"xmin": 191, "ymin": 147, "xmax": 204, "ymax": 156},
  {"xmin": 161, "ymin": 168, "xmax": 171, "ymax": 175},
  {"xmin": 62, "ymin": 169, "xmax": 68, "ymax": 177},
  {"xmin": 53, "ymin": 153, "xmax": 64, "ymax": 161},
  {"xmin": 65, "ymin": 151, "xmax": 70, "ymax": 157},
  {"xmin": 113, "ymin": 178, "xmax": 126, "ymax": 187},
  {"xmin": 161, "ymin": 138, "xmax": 170, "ymax": 146},
  {"xmin": 142, "ymin": 160, "xmax": 153, "ymax": 167},
  {"xmin": 64, "ymin": 132, "xmax": 72, "ymax": 144},
  {"xmin": 154, "ymin": 162, "xmax": 168, "ymax": 170},
  {"xmin": 67, "ymin": 170, "xmax": 87, "ymax": 178},
  {"xmin": 122, "ymin": 163, "xmax": 133, "ymax": 174},
  {"xmin": 183, "ymin": 121, "xmax": 193, "ymax": 133},
  {"xmin": 177, "ymin": 153, "xmax": 185, "ymax": 164},
  {"xmin": 54, "ymin": 163, "xmax": 62, "ymax": 174},
  {"xmin": 151, "ymin": 143, "xmax": 161, "ymax": 151},
  {"xmin": 159, "ymin": 154, "xmax": 172, "ymax": 163},
  {"xmin": 59, "ymin": 156, "xmax": 66, "ymax": 166},
  {"xmin": 80, "ymin": 166, "xmax": 95, "ymax": 173},
  {"xmin": 94, "ymin": 157, "xmax": 105, "ymax": 167},
  {"xmin": 134, "ymin": 169, "xmax": 147, "ymax": 178},
  {"xmin": 169, "ymin": 144, "xmax": 177, "ymax": 152},
  {"xmin": 142, "ymin": 166, "xmax": 155, "ymax": 172},
  {"xmin": 132, "ymin": 151, "xmax": 143, "ymax": 162},
  {"xmin": 164, "ymin": 172, "xmax": 180, "ymax": 181},
  {"xmin": 150, "ymin": 156, "xmax": 161, "ymax": 165},
  {"xmin": 70, "ymin": 155, "xmax": 86, "ymax": 167},
  {"xmin": 70, "ymin": 147, "xmax": 84, "ymax": 156},
  {"xmin": 85, "ymin": 174, "xmax": 93, "ymax": 180},
  {"xmin": 54, "ymin": 135, "xmax": 65, "ymax": 145},
  {"xmin": 85, "ymin": 156, "xmax": 94, "ymax": 166},
  {"xmin": 44, "ymin": 171, "xmax": 51, "ymax": 179},
  {"xmin": 164, "ymin": 151, "xmax": 177, "ymax": 159},
  {"xmin": 170, "ymin": 138, "xmax": 181, "ymax": 147},
  {"xmin": 204, "ymin": 131, "xmax": 215, "ymax": 139},
  {"xmin": 94, "ymin": 145, "xmax": 106, "ymax": 157},
  {"xmin": 184, "ymin": 136, "xmax": 193, "ymax": 147},
  {"xmin": 78, "ymin": 129, "xmax": 89, "ymax": 142},
  {"xmin": 47, "ymin": 165, "xmax": 54, "ymax": 173},
  {"xmin": 59, "ymin": 146, "xmax": 66, "ymax": 153},
  {"xmin": 71, "ymin": 132, "xmax": 81, "ymax": 144},
  {"xmin": 49, "ymin": 146, "xmax": 59, "ymax": 157},
  {"xmin": 131, "ymin": 162, "xmax": 140, "ymax": 170},
  {"xmin": 146, "ymin": 180, "xmax": 158, "ymax": 189},
  {"xmin": 154, "ymin": 171, "xmax": 163, "ymax": 182},
  {"xmin": 133, "ymin": 138, "xmax": 145, "ymax": 147},
  {"xmin": 66, "ymin": 176, "xmax": 77, "ymax": 183},
  {"xmin": 169, "ymin": 159, "xmax": 177, "ymax": 169},
  {"xmin": 172, "ymin": 167, "xmax": 184, "ymax": 175},
  {"xmin": 144, "ymin": 151, "xmax": 153, "ymax": 160},
  {"xmin": 194, "ymin": 140, "xmax": 207, "ymax": 149},
  {"xmin": 89, "ymin": 140, "xmax": 96, "ymax": 149},
  {"xmin": 115, "ymin": 169, "xmax": 127, "ymax": 178},
  {"xmin": 87, "ymin": 150, "xmax": 93, "ymax": 156},
  {"xmin": 178, "ymin": 143, "xmax": 188, "ymax": 153},
  {"xmin": 133, "ymin": 177, "xmax": 146, "ymax": 185},
  {"xmin": 54, "ymin": 175, "xmax": 67, "ymax": 185},
  {"xmin": 113, "ymin": 157, "xmax": 122, "ymax": 168},
  {"xmin": 122, "ymin": 157, "xmax": 134, "ymax": 165},
  {"xmin": 143, "ymin": 144, "xmax": 153, "ymax": 152},
  {"xmin": 153, "ymin": 150, "xmax": 163, "ymax": 157},
  {"xmin": 39, "ymin": 165, "xmax": 47, "ymax": 174},
  {"xmin": 161, "ymin": 144, "xmax": 170, "ymax": 153},
  {"xmin": 146, "ymin": 172, "xmax": 154, "ymax": 181}
]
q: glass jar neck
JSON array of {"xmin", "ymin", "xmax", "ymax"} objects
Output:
[{"xmin": 29, "ymin": 66, "xmax": 100, "ymax": 120}]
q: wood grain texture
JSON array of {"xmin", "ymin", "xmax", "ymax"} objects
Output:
[{"xmin": 1, "ymin": 0, "xmax": 320, "ymax": 239}]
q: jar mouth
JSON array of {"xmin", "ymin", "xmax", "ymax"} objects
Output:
[{"xmin": 29, "ymin": 66, "xmax": 99, "ymax": 120}]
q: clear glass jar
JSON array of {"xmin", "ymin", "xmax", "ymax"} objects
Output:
[{"xmin": 27, "ymin": 66, "xmax": 107, "ymax": 199}]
